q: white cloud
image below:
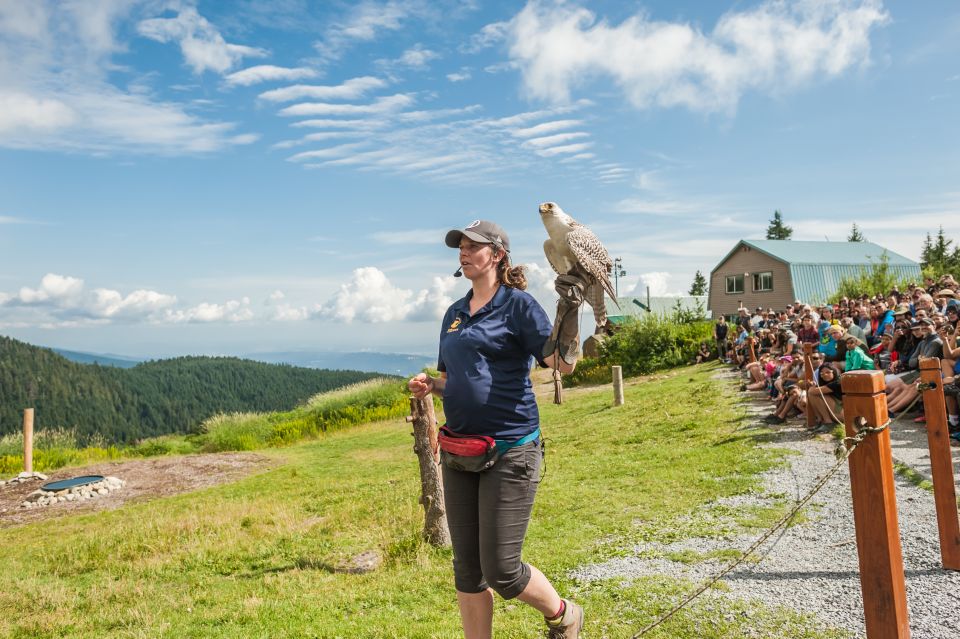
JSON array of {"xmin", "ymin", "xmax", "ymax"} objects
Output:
[
  {"xmin": 626, "ymin": 272, "xmax": 675, "ymax": 297},
  {"xmin": 0, "ymin": 2, "xmax": 258, "ymax": 154},
  {"xmin": 461, "ymin": 20, "xmax": 509, "ymax": 53},
  {"xmin": 3, "ymin": 273, "xmax": 178, "ymax": 322},
  {"xmin": 137, "ymin": 5, "xmax": 267, "ymax": 75},
  {"xmin": 0, "ymin": 273, "xmax": 269, "ymax": 325},
  {"xmin": 316, "ymin": 267, "xmax": 455, "ymax": 323},
  {"xmin": 17, "ymin": 274, "xmax": 84, "ymax": 304},
  {"xmin": 258, "ymin": 76, "xmax": 387, "ymax": 102},
  {"xmin": 511, "ymin": 119, "xmax": 582, "ymax": 138},
  {"xmin": 224, "ymin": 65, "xmax": 319, "ymax": 87},
  {"xmin": 164, "ymin": 298, "xmax": 254, "ymax": 323},
  {"xmin": 447, "ymin": 70, "xmax": 471, "ymax": 82},
  {"xmin": 0, "ymin": 93, "xmax": 76, "ymax": 135},
  {"xmin": 288, "ymin": 142, "xmax": 369, "ymax": 162},
  {"xmin": 534, "ymin": 142, "xmax": 593, "ymax": 157},
  {"xmin": 279, "ymin": 93, "xmax": 415, "ymax": 117},
  {"xmin": 520, "ymin": 131, "xmax": 589, "ymax": 149},
  {"xmin": 314, "ymin": 0, "xmax": 420, "ymax": 61},
  {"xmin": 291, "ymin": 118, "xmax": 386, "ymax": 130},
  {"xmin": 89, "ymin": 288, "xmax": 178, "ymax": 319},
  {"xmin": 394, "ymin": 44, "xmax": 440, "ymax": 69},
  {"xmin": 504, "ymin": 0, "xmax": 889, "ymax": 113}
]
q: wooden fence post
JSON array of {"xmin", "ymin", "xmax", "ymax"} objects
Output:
[
  {"xmin": 23, "ymin": 408, "xmax": 34, "ymax": 473},
  {"xmin": 803, "ymin": 344, "xmax": 815, "ymax": 430},
  {"xmin": 840, "ymin": 370, "xmax": 911, "ymax": 638},
  {"xmin": 918, "ymin": 357, "xmax": 960, "ymax": 570},
  {"xmin": 612, "ymin": 365, "xmax": 624, "ymax": 406},
  {"xmin": 407, "ymin": 397, "xmax": 450, "ymax": 547}
]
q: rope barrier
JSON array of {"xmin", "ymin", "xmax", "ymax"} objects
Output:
[{"xmin": 628, "ymin": 375, "xmax": 915, "ymax": 638}]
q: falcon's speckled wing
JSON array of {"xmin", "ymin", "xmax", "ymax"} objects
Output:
[{"xmin": 565, "ymin": 225, "xmax": 617, "ymax": 302}]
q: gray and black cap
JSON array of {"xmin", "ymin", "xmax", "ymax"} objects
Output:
[{"xmin": 445, "ymin": 220, "xmax": 510, "ymax": 253}]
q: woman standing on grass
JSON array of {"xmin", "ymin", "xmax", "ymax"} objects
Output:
[{"xmin": 408, "ymin": 220, "xmax": 585, "ymax": 639}]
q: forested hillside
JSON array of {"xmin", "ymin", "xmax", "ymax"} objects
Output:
[{"xmin": 0, "ymin": 336, "xmax": 384, "ymax": 443}]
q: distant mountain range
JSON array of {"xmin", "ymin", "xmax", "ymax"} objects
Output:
[
  {"xmin": 53, "ymin": 348, "xmax": 433, "ymax": 376},
  {"xmin": 53, "ymin": 348, "xmax": 142, "ymax": 369},
  {"xmin": 244, "ymin": 351, "xmax": 434, "ymax": 376}
]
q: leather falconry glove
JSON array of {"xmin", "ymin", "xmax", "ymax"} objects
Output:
[{"xmin": 543, "ymin": 271, "xmax": 587, "ymax": 365}]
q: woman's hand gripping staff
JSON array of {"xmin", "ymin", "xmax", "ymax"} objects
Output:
[{"xmin": 543, "ymin": 271, "xmax": 587, "ymax": 404}]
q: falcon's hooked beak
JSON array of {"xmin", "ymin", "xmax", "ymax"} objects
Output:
[{"xmin": 539, "ymin": 202, "xmax": 556, "ymax": 216}]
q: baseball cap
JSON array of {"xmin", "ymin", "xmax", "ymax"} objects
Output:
[
  {"xmin": 893, "ymin": 304, "xmax": 911, "ymax": 316},
  {"xmin": 445, "ymin": 220, "xmax": 510, "ymax": 252},
  {"xmin": 911, "ymin": 318, "xmax": 934, "ymax": 329}
]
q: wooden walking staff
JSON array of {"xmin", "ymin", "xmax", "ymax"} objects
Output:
[
  {"xmin": 917, "ymin": 357, "xmax": 960, "ymax": 570},
  {"xmin": 746, "ymin": 336, "xmax": 757, "ymax": 363},
  {"xmin": 406, "ymin": 397, "xmax": 450, "ymax": 547},
  {"xmin": 803, "ymin": 344, "xmax": 815, "ymax": 430},
  {"xmin": 840, "ymin": 370, "xmax": 910, "ymax": 638},
  {"xmin": 23, "ymin": 408, "xmax": 34, "ymax": 473}
]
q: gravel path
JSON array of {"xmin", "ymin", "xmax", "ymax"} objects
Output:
[{"xmin": 573, "ymin": 370, "xmax": 960, "ymax": 638}]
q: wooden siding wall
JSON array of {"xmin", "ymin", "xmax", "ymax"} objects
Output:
[{"xmin": 708, "ymin": 245, "xmax": 795, "ymax": 317}]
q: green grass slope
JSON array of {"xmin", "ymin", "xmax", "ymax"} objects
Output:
[{"xmin": 0, "ymin": 364, "xmax": 844, "ymax": 638}]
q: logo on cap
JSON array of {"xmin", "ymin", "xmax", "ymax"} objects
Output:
[{"xmin": 466, "ymin": 220, "xmax": 480, "ymax": 229}]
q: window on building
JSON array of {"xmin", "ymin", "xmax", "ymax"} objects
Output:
[
  {"xmin": 753, "ymin": 272, "xmax": 773, "ymax": 292},
  {"xmin": 725, "ymin": 274, "xmax": 744, "ymax": 294}
]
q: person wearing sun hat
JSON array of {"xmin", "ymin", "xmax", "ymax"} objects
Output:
[{"xmin": 408, "ymin": 218, "xmax": 585, "ymax": 638}]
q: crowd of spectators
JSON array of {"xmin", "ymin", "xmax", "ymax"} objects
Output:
[{"xmin": 713, "ymin": 275, "xmax": 960, "ymax": 443}]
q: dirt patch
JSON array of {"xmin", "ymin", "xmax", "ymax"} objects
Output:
[{"xmin": 0, "ymin": 452, "xmax": 276, "ymax": 529}]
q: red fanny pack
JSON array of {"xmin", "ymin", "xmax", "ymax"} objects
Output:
[{"xmin": 438, "ymin": 427, "xmax": 495, "ymax": 457}]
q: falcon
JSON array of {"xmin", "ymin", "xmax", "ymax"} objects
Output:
[{"xmin": 539, "ymin": 201, "xmax": 619, "ymax": 333}]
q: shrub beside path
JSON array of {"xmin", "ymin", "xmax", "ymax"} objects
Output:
[{"xmin": 572, "ymin": 368, "xmax": 960, "ymax": 639}]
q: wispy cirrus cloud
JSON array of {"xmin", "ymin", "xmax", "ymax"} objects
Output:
[
  {"xmin": 258, "ymin": 76, "xmax": 387, "ymax": 103},
  {"xmin": 503, "ymin": 0, "xmax": 889, "ymax": 113},
  {"xmin": 224, "ymin": 64, "xmax": 319, "ymax": 87},
  {"xmin": 279, "ymin": 93, "xmax": 414, "ymax": 117}
]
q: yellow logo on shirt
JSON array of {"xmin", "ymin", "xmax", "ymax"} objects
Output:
[{"xmin": 447, "ymin": 318, "xmax": 462, "ymax": 333}]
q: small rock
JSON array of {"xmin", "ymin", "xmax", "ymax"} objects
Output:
[
  {"xmin": 66, "ymin": 494, "xmax": 76, "ymax": 502},
  {"xmin": 34, "ymin": 473, "xmax": 48, "ymax": 480},
  {"xmin": 18, "ymin": 472, "xmax": 31, "ymax": 479},
  {"xmin": 97, "ymin": 488, "xmax": 108, "ymax": 496}
]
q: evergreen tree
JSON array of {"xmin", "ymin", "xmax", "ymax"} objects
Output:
[
  {"xmin": 765, "ymin": 210, "xmax": 793, "ymax": 240},
  {"xmin": 921, "ymin": 232, "xmax": 934, "ymax": 268},
  {"xmin": 847, "ymin": 223, "xmax": 865, "ymax": 242},
  {"xmin": 688, "ymin": 270, "xmax": 708, "ymax": 296}
]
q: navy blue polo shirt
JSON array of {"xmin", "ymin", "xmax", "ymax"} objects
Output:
[{"xmin": 437, "ymin": 285, "xmax": 552, "ymax": 442}]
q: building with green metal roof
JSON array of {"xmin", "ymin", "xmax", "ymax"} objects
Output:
[{"xmin": 707, "ymin": 240, "xmax": 921, "ymax": 317}]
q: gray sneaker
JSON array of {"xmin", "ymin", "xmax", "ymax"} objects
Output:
[{"xmin": 546, "ymin": 599, "xmax": 584, "ymax": 638}]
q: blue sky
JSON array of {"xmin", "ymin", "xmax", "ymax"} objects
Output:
[{"xmin": 0, "ymin": 0, "xmax": 958, "ymax": 358}]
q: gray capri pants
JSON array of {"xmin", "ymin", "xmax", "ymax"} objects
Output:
[{"xmin": 441, "ymin": 438, "xmax": 543, "ymax": 599}]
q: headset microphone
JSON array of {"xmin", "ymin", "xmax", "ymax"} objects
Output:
[{"xmin": 453, "ymin": 266, "xmax": 463, "ymax": 277}]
